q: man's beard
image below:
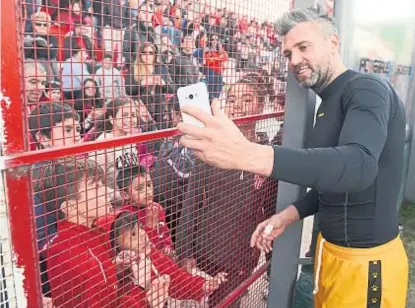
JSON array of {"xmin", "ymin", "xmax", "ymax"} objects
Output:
[{"xmin": 293, "ymin": 60, "xmax": 333, "ymax": 92}]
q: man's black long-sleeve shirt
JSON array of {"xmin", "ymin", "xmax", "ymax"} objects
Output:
[{"xmin": 271, "ymin": 70, "xmax": 406, "ymax": 247}]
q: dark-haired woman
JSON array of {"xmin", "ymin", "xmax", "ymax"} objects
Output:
[{"xmin": 125, "ymin": 42, "xmax": 175, "ymax": 129}]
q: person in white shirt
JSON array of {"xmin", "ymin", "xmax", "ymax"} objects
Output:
[
  {"xmin": 95, "ymin": 53, "xmax": 125, "ymax": 102},
  {"xmin": 62, "ymin": 47, "xmax": 91, "ymax": 99}
]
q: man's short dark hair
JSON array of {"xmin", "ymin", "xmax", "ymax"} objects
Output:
[
  {"xmin": 116, "ymin": 165, "xmax": 148, "ymax": 192},
  {"xmin": 29, "ymin": 102, "xmax": 80, "ymax": 147}
]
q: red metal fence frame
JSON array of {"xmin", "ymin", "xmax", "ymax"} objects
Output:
[{"xmin": 1, "ymin": 0, "xmax": 43, "ymax": 306}]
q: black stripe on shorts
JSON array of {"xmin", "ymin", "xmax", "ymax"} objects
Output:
[{"xmin": 367, "ymin": 260, "xmax": 382, "ymax": 308}]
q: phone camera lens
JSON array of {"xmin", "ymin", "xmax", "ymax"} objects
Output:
[{"xmin": 189, "ymin": 94, "xmax": 194, "ymax": 100}]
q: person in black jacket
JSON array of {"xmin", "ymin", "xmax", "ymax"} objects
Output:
[
  {"xmin": 171, "ymin": 35, "xmax": 200, "ymax": 88},
  {"xmin": 25, "ymin": 12, "xmax": 60, "ymax": 80},
  {"xmin": 27, "ymin": 12, "xmax": 59, "ymax": 61},
  {"xmin": 63, "ymin": 21, "xmax": 93, "ymax": 61},
  {"xmin": 125, "ymin": 42, "xmax": 175, "ymax": 129},
  {"xmin": 123, "ymin": 0, "xmax": 156, "ymax": 67},
  {"xmin": 100, "ymin": 0, "xmax": 131, "ymax": 66}
]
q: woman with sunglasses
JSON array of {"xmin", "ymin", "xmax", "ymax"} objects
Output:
[
  {"xmin": 123, "ymin": 0, "xmax": 156, "ymax": 67},
  {"xmin": 24, "ymin": 12, "xmax": 60, "ymax": 80},
  {"xmin": 125, "ymin": 42, "xmax": 175, "ymax": 129}
]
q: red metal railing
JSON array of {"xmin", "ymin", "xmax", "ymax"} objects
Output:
[{"xmin": 1, "ymin": 112, "xmax": 283, "ymax": 170}]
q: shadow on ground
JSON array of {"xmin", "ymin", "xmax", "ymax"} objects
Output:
[{"xmin": 400, "ymin": 202, "xmax": 415, "ymax": 307}]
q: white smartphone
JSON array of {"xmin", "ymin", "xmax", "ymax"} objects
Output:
[{"xmin": 177, "ymin": 82, "xmax": 212, "ymax": 128}]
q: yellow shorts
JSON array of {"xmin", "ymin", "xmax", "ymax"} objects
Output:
[{"xmin": 313, "ymin": 234, "xmax": 408, "ymax": 308}]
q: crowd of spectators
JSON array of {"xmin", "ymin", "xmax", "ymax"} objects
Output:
[{"xmin": 17, "ymin": 0, "xmax": 288, "ymax": 307}]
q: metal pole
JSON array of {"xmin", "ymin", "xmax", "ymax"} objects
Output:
[
  {"xmin": 333, "ymin": 0, "xmax": 357, "ymax": 68},
  {"xmin": 403, "ymin": 47, "xmax": 415, "ymax": 202},
  {"xmin": 267, "ymin": 1, "xmax": 316, "ymax": 307},
  {"xmin": 1, "ymin": 0, "xmax": 42, "ymax": 307}
]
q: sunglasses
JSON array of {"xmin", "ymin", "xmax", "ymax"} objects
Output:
[{"xmin": 35, "ymin": 22, "xmax": 48, "ymax": 27}]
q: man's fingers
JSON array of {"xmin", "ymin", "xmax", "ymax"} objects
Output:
[
  {"xmin": 180, "ymin": 105, "xmax": 215, "ymax": 126},
  {"xmin": 250, "ymin": 228, "xmax": 260, "ymax": 248},
  {"xmin": 256, "ymin": 236, "xmax": 266, "ymax": 251},
  {"xmin": 177, "ymin": 123, "xmax": 211, "ymax": 140},
  {"xmin": 211, "ymin": 98, "xmax": 227, "ymax": 119},
  {"xmin": 192, "ymin": 149, "xmax": 205, "ymax": 160},
  {"xmin": 251, "ymin": 222, "xmax": 267, "ymax": 247},
  {"xmin": 262, "ymin": 237, "xmax": 274, "ymax": 253},
  {"xmin": 180, "ymin": 135, "xmax": 206, "ymax": 151}
]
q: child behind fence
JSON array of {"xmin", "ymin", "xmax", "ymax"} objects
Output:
[
  {"xmin": 94, "ymin": 210, "xmax": 228, "ymax": 306},
  {"xmin": 117, "ymin": 165, "xmax": 173, "ymax": 256}
]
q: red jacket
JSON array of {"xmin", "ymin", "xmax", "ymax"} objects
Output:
[
  {"xmin": 122, "ymin": 203, "xmax": 173, "ymax": 251},
  {"xmin": 95, "ymin": 211, "xmax": 207, "ymax": 302},
  {"xmin": 46, "ymin": 220, "xmax": 149, "ymax": 307}
]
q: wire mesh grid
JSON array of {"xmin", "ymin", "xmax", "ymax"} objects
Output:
[
  {"xmin": 0, "ymin": 170, "xmax": 17, "ymax": 308},
  {"xmin": 3, "ymin": 0, "xmax": 290, "ymax": 306}
]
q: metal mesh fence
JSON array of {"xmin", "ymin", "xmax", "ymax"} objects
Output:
[
  {"xmin": 1, "ymin": 0, "xmax": 290, "ymax": 306},
  {"xmin": 0, "ymin": 173, "xmax": 14, "ymax": 308}
]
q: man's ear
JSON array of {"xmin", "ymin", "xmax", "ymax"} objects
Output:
[
  {"xmin": 330, "ymin": 33, "xmax": 340, "ymax": 54},
  {"xmin": 35, "ymin": 131, "xmax": 51, "ymax": 149}
]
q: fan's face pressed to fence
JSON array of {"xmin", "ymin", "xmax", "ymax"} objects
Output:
[
  {"xmin": 116, "ymin": 224, "xmax": 152, "ymax": 256},
  {"xmin": 226, "ymin": 83, "xmax": 261, "ymax": 118},
  {"xmin": 25, "ymin": 66, "xmax": 47, "ymax": 103},
  {"xmin": 41, "ymin": 117, "xmax": 81, "ymax": 147},
  {"xmin": 73, "ymin": 178, "xmax": 112, "ymax": 220},
  {"xmin": 129, "ymin": 174, "xmax": 154, "ymax": 207},
  {"xmin": 111, "ymin": 103, "xmax": 139, "ymax": 134},
  {"xmin": 282, "ymin": 22, "xmax": 334, "ymax": 89}
]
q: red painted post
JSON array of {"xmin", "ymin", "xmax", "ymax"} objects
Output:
[{"xmin": 1, "ymin": 0, "xmax": 42, "ymax": 306}]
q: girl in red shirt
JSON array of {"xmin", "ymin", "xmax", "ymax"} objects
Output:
[{"xmin": 116, "ymin": 165, "xmax": 174, "ymax": 256}]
